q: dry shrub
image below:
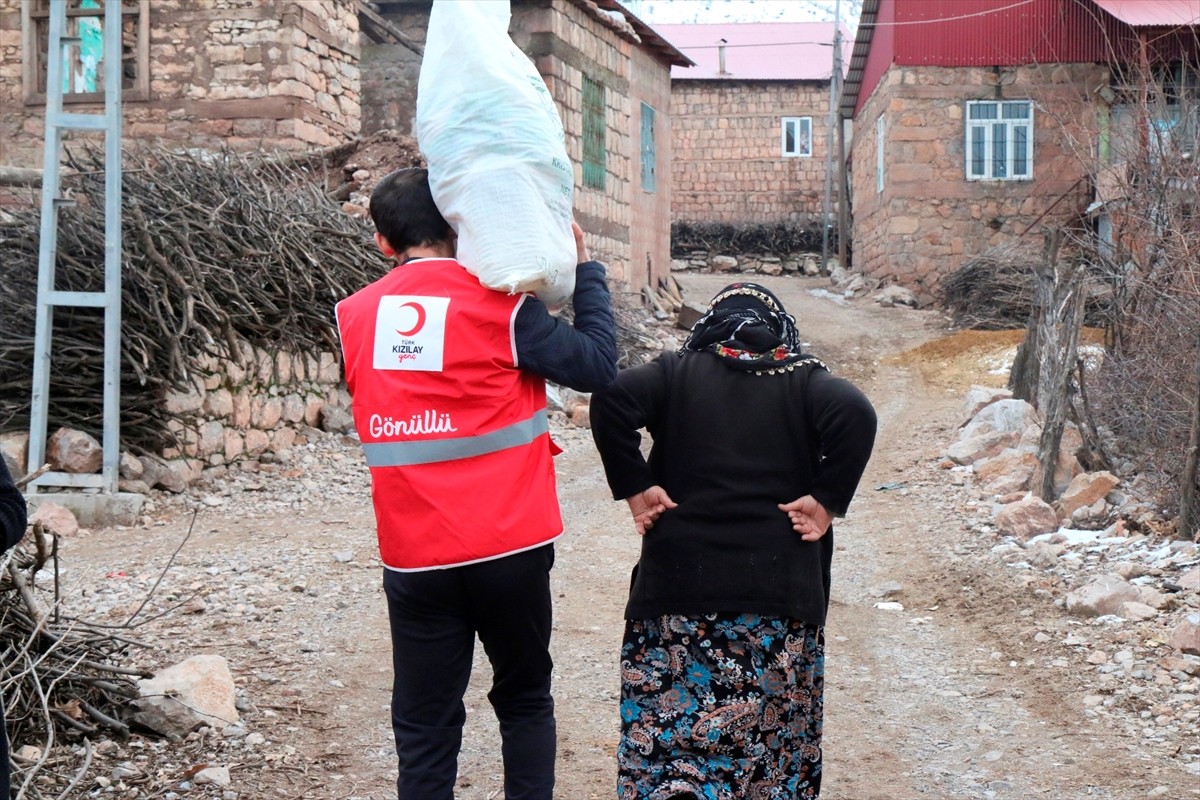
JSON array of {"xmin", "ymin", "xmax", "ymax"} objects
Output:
[
  {"xmin": 1087, "ymin": 247, "xmax": 1199, "ymax": 521},
  {"xmin": 1080, "ymin": 71, "xmax": 1200, "ymax": 533}
]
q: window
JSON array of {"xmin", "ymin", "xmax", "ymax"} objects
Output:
[
  {"xmin": 582, "ymin": 76, "xmax": 606, "ymax": 190},
  {"xmin": 966, "ymin": 100, "xmax": 1033, "ymax": 180},
  {"xmin": 781, "ymin": 116, "xmax": 812, "ymax": 158},
  {"xmin": 22, "ymin": 0, "xmax": 150, "ymax": 104},
  {"xmin": 875, "ymin": 115, "xmax": 886, "ymax": 193},
  {"xmin": 639, "ymin": 102, "xmax": 656, "ymax": 193},
  {"xmin": 1155, "ymin": 60, "xmax": 1200, "ymax": 106}
]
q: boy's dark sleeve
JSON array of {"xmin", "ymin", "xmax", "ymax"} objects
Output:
[
  {"xmin": 0, "ymin": 458, "xmax": 27, "ymax": 552},
  {"xmin": 514, "ymin": 261, "xmax": 617, "ymax": 392},
  {"xmin": 803, "ymin": 369, "xmax": 878, "ymax": 517}
]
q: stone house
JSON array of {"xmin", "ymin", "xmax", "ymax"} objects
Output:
[
  {"xmin": 0, "ymin": 0, "xmax": 362, "ymax": 168},
  {"xmin": 842, "ymin": 0, "xmax": 1200, "ymax": 306},
  {"xmin": 652, "ymin": 22, "xmax": 849, "ymax": 226},
  {"xmin": 1, "ymin": 0, "xmax": 689, "ymax": 288},
  {"xmin": 356, "ymin": 0, "xmax": 691, "ymax": 288}
]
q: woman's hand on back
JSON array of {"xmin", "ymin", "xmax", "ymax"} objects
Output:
[
  {"xmin": 778, "ymin": 495, "xmax": 832, "ymax": 542},
  {"xmin": 625, "ymin": 486, "xmax": 677, "ymax": 536}
]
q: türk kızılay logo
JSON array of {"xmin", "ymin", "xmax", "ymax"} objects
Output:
[{"xmin": 373, "ymin": 295, "xmax": 450, "ymax": 371}]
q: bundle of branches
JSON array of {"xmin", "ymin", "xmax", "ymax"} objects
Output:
[
  {"xmin": 941, "ymin": 243, "xmax": 1110, "ymax": 330},
  {"xmin": 670, "ymin": 220, "xmax": 829, "ymax": 258},
  {"xmin": 0, "ymin": 142, "xmax": 389, "ymax": 452},
  {"xmin": 2, "ymin": 525, "xmax": 151, "ymax": 798}
]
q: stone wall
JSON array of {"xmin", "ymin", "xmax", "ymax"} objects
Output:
[
  {"xmin": 158, "ymin": 342, "xmax": 345, "ymax": 480},
  {"xmin": 0, "ymin": 0, "xmax": 362, "ymax": 168},
  {"xmin": 671, "ymin": 79, "xmax": 831, "ymax": 224},
  {"xmin": 515, "ymin": 0, "xmax": 634, "ymax": 284},
  {"xmin": 358, "ymin": 46, "xmax": 419, "ymax": 138},
  {"xmin": 0, "ymin": 339, "xmax": 347, "ymax": 493},
  {"xmin": 850, "ymin": 63, "xmax": 1104, "ymax": 306}
]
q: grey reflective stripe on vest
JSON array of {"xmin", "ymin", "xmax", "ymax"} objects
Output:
[{"xmin": 361, "ymin": 409, "xmax": 549, "ymax": 467}]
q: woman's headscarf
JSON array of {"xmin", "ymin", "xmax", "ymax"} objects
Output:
[{"xmin": 680, "ymin": 282, "xmax": 824, "ymax": 374}]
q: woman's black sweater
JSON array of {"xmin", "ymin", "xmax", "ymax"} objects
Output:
[
  {"xmin": 589, "ymin": 350, "xmax": 877, "ymax": 625},
  {"xmin": 0, "ymin": 457, "xmax": 27, "ymax": 553}
]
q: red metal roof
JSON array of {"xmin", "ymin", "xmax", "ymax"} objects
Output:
[
  {"xmin": 653, "ymin": 23, "xmax": 851, "ymax": 81},
  {"xmin": 1091, "ymin": 0, "xmax": 1200, "ymax": 26}
]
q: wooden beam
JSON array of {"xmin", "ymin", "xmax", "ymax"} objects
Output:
[
  {"xmin": 356, "ymin": 1, "xmax": 423, "ymax": 56},
  {"xmin": 0, "ymin": 166, "xmax": 44, "ymax": 186}
]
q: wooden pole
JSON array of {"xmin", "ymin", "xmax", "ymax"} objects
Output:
[
  {"xmin": 1031, "ymin": 228, "xmax": 1087, "ymax": 502},
  {"xmin": 821, "ymin": 0, "xmax": 842, "ymax": 272}
]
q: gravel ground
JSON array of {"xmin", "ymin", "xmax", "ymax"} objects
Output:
[{"xmin": 15, "ymin": 272, "xmax": 1198, "ymax": 800}]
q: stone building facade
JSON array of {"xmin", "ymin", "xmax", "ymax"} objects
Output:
[
  {"xmin": 671, "ymin": 79, "xmax": 832, "ymax": 224},
  {"xmin": 0, "ymin": 0, "xmax": 362, "ymax": 169},
  {"xmin": 357, "ymin": 0, "xmax": 689, "ymax": 288},
  {"xmin": 849, "ymin": 63, "xmax": 1102, "ymax": 305}
]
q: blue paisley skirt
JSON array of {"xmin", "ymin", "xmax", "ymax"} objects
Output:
[{"xmin": 618, "ymin": 614, "xmax": 824, "ymax": 800}]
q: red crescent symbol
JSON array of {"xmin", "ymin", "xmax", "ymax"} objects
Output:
[{"xmin": 395, "ymin": 302, "xmax": 426, "ymax": 337}]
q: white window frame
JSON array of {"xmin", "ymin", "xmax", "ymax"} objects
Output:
[
  {"xmin": 781, "ymin": 116, "xmax": 812, "ymax": 158},
  {"xmin": 876, "ymin": 114, "xmax": 886, "ymax": 193},
  {"xmin": 965, "ymin": 100, "xmax": 1033, "ymax": 181}
]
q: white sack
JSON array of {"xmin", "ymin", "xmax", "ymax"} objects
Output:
[{"xmin": 415, "ymin": 0, "xmax": 577, "ymax": 308}]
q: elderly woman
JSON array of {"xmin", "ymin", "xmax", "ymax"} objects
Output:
[
  {"xmin": 589, "ymin": 282, "xmax": 877, "ymax": 799},
  {"xmin": 1, "ymin": 458, "xmax": 28, "ymax": 798}
]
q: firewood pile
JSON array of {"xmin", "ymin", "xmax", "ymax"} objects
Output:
[
  {"xmin": 940, "ymin": 243, "xmax": 1110, "ymax": 330},
  {"xmin": 670, "ymin": 220, "xmax": 829, "ymax": 258},
  {"xmin": 0, "ymin": 137, "xmax": 665, "ymax": 453},
  {"xmin": 0, "ymin": 143, "xmax": 389, "ymax": 453},
  {"xmin": 1, "ymin": 522, "xmax": 152, "ymax": 798}
]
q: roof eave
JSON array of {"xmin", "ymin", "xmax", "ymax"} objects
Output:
[
  {"xmin": 840, "ymin": 0, "xmax": 879, "ymax": 118},
  {"xmin": 586, "ymin": 0, "xmax": 696, "ymax": 68}
]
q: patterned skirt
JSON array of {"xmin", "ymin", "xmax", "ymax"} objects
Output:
[{"xmin": 618, "ymin": 614, "xmax": 824, "ymax": 800}]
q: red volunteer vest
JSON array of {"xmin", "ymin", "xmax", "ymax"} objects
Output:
[{"xmin": 335, "ymin": 258, "xmax": 562, "ymax": 570}]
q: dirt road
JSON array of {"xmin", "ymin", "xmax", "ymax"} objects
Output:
[{"xmin": 56, "ymin": 272, "xmax": 1197, "ymax": 799}]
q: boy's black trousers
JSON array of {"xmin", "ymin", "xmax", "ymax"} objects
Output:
[{"xmin": 383, "ymin": 543, "xmax": 556, "ymax": 800}]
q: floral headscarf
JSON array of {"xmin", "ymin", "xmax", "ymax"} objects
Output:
[{"xmin": 680, "ymin": 282, "xmax": 825, "ymax": 375}]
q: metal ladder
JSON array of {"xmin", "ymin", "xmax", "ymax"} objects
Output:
[{"xmin": 27, "ymin": 0, "xmax": 123, "ymax": 493}]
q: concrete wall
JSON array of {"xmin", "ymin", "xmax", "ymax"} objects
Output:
[
  {"xmin": 0, "ymin": 0, "xmax": 361, "ymax": 168},
  {"xmin": 671, "ymin": 79, "xmax": 831, "ymax": 224},
  {"xmin": 850, "ymin": 63, "xmax": 1104, "ymax": 306}
]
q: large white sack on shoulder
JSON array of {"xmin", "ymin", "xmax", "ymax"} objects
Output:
[{"xmin": 415, "ymin": 0, "xmax": 576, "ymax": 308}]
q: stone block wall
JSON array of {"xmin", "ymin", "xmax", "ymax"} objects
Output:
[
  {"xmin": 850, "ymin": 63, "xmax": 1105, "ymax": 306},
  {"xmin": 671, "ymin": 79, "xmax": 831, "ymax": 224},
  {"xmin": 0, "ymin": 0, "xmax": 361, "ymax": 168},
  {"xmin": 157, "ymin": 341, "xmax": 346, "ymax": 483},
  {"xmin": 0, "ymin": 338, "xmax": 346, "ymax": 492},
  {"xmin": 518, "ymin": 0, "xmax": 635, "ymax": 284}
]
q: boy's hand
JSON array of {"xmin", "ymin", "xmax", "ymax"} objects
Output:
[{"xmin": 572, "ymin": 221, "xmax": 590, "ymax": 264}]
